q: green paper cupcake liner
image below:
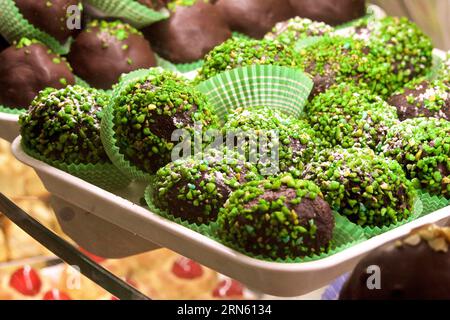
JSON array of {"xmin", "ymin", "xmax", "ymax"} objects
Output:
[
  {"xmin": 427, "ymin": 52, "xmax": 444, "ymax": 80},
  {"xmin": 207, "ymin": 220, "xmax": 365, "ymax": 263},
  {"xmin": 362, "ymin": 197, "xmax": 423, "ymax": 238},
  {"xmin": 294, "ymin": 36, "xmax": 324, "ymax": 51},
  {"xmin": 21, "ymin": 142, "xmax": 131, "ymax": 191},
  {"xmin": 173, "ymin": 60, "xmax": 204, "ymax": 74},
  {"xmin": 232, "ymin": 32, "xmax": 252, "ymax": 41},
  {"xmin": 0, "ymin": 0, "xmax": 71, "ymax": 54},
  {"xmin": 145, "ymin": 180, "xmax": 367, "ymax": 263},
  {"xmin": 74, "ymin": 76, "xmax": 91, "ymax": 88},
  {"xmin": 0, "ymin": 105, "xmax": 26, "ymax": 116},
  {"xmin": 85, "ymin": 0, "xmax": 169, "ymax": 29},
  {"xmin": 101, "ymin": 69, "xmax": 161, "ymax": 182},
  {"xmin": 155, "ymin": 54, "xmax": 179, "ymax": 72},
  {"xmin": 418, "ymin": 190, "xmax": 449, "ymax": 216},
  {"xmin": 195, "ymin": 65, "xmax": 313, "ymax": 122}
]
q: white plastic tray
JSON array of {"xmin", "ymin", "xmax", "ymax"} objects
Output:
[
  {"xmin": 11, "ymin": 137, "xmax": 450, "ymax": 296},
  {"xmin": 0, "ymin": 113, "xmax": 19, "ymax": 143}
]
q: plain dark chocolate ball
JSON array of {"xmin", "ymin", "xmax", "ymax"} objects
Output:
[
  {"xmin": 215, "ymin": 0, "xmax": 293, "ymax": 39},
  {"xmin": 14, "ymin": 0, "xmax": 81, "ymax": 43},
  {"xmin": 0, "ymin": 42, "xmax": 75, "ymax": 109},
  {"xmin": 143, "ymin": 1, "xmax": 231, "ymax": 63},
  {"xmin": 68, "ymin": 21, "xmax": 157, "ymax": 89},
  {"xmin": 340, "ymin": 226, "xmax": 450, "ymax": 299},
  {"xmin": 288, "ymin": 0, "xmax": 366, "ymax": 26}
]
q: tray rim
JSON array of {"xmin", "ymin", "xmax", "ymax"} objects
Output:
[{"xmin": 11, "ymin": 137, "xmax": 450, "ymax": 273}]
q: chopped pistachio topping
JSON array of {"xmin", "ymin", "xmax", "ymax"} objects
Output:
[
  {"xmin": 87, "ymin": 20, "xmax": 143, "ymax": 42},
  {"xmin": 300, "ymin": 147, "xmax": 416, "ymax": 227},
  {"xmin": 306, "ymin": 83, "xmax": 399, "ymax": 149},
  {"xmin": 112, "ymin": 69, "xmax": 219, "ymax": 174},
  {"xmin": 217, "ymin": 174, "xmax": 331, "ymax": 259},
  {"xmin": 341, "ymin": 17, "xmax": 433, "ymax": 91},
  {"xmin": 19, "ymin": 85, "xmax": 110, "ymax": 164},
  {"xmin": 196, "ymin": 38, "xmax": 302, "ymax": 82},
  {"xmin": 153, "ymin": 150, "xmax": 260, "ymax": 224},
  {"xmin": 265, "ymin": 17, "xmax": 334, "ymax": 48},
  {"xmin": 223, "ymin": 106, "xmax": 319, "ymax": 174},
  {"xmin": 378, "ymin": 117, "xmax": 450, "ymax": 197}
]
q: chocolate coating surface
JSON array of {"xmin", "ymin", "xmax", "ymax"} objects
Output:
[
  {"xmin": 0, "ymin": 42, "xmax": 75, "ymax": 109},
  {"xmin": 340, "ymin": 227, "xmax": 450, "ymax": 299},
  {"xmin": 388, "ymin": 80, "xmax": 450, "ymax": 121},
  {"xmin": 14, "ymin": 0, "xmax": 80, "ymax": 43},
  {"xmin": 288, "ymin": 0, "xmax": 366, "ymax": 26},
  {"xmin": 68, "ymin": 21, "xmax": 157, "ymax": 89},
  {"xmin": 144, "ymin": 1, "xmax": 231, "ymax": 63},
  {"xmin": 215, "ymin": 0, "xmax": 293, "ymax": 39}
]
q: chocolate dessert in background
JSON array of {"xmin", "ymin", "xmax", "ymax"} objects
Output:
[
  {"xmin": 215, "ymin": 0, "xmax": 293, "ymax": 39},
  {"xmin": 68, "ymin": 20, "xmax": 156, "ymax": 89},
  {"xmin": 340, "ymin": 225, "xmax": 450, "ymax": 299},
  {"xmin": 288, "ymin": 0, "xmax": 366, "ymax": 26},
  {"xmin": 0, "ymin": 40, "xmax": 75, "ymax": 109},
  {"xmin": 14, "ymin": 0, "xmax": 82, "ymax": 43},
  {"xmin": 143, "ymin": 0, "xmax": 231, "ymax": 63}
]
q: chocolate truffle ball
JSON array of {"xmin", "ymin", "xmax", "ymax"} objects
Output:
[
  {"xmin": 340, "ymin": 225, "xmax": 450, "ymax": 300},
  {"xmin": 378, "ymin": 117, "xmax": 450, "ymax": 197},
  {"xmin": 265, "ymin": 17, "xmax": 334, "ymax": 48},
  {"xmin": 68, "ymin": 20, "xmax": 157, "ymax": 89},
  {"xmin": 217, "ymin": 175, "xmax": 334, "ymax": 259},
  {"xmin": 14, "ymin": 0, "xmax": 81, "ymax": 43},
  {"xmin": 306, "ymin": 83, "xmax": 399, "ymax": 149},
  {"xmin": 112, "ymin": 70, "xmax": 219, "ymax": 174},
  {"xmin": 196, "ymin": 38, "xmax": 301, "ymax": 82},
  {"xmin": 298, "ymin": 36, "xmax": 393, "ymax": 98},
  {"xmin": 143, "ymin": 0, "xmax": 231, "ymax": 64},
  {"xmin": 215, "ymin": 0, "xmax": 293, "ymax": 39},
  {"xmin": 288, "ymin": 0, "xmax": 366, "ymax": 26},
  {"xmin": 345, "ymin": 17, "xmax": 433, "ymax": 91},
  {"xmin": 0, "ymin": 39, "xmax": 75, "ymax": 109},
  {"xmin": 388, "ymin": 79, "xmax": 450, "ymax": 121},
  {"xmin": 301, "ymin": 148, "xmax": 416, "ymax": 227},
  {"xmin": 19, "ymin": 85, "xmax": 110, "ymax": 164},
  {"xmin": 152, "ymin": 151, "xmax": 260, "ymax": 224},
  {"xmin": 223, "ymin": 106, "xmax": 317, "ymax": 175}
]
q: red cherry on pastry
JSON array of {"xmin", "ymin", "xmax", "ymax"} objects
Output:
[
  {"xmin": 43, "ymin": 289, "xmax": 72, "ymax": 300},
  {"xmin": 9, "ymin": 266, "xmax": 42, "ymax": 296},
  {"xmin": 213, "ymin": 279, "xmax": 244, "ymax": 298},
  {"xmin": 171, "ymin": 257, "xmax": 203, "ymax": 279}
]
